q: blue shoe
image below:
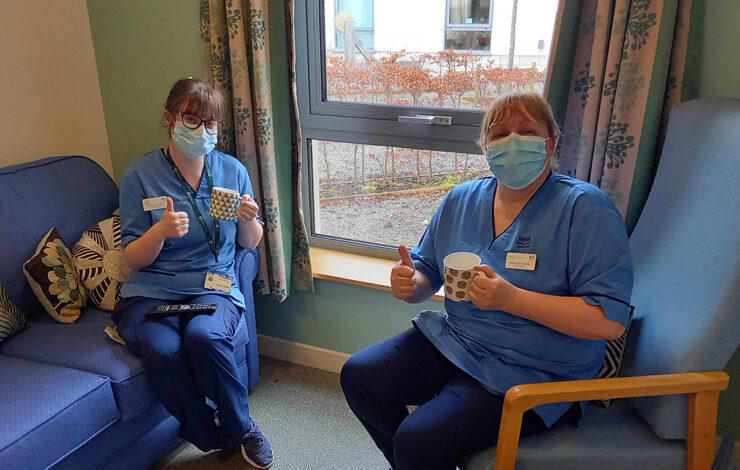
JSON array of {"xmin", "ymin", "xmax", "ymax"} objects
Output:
[{"xmin": 241, "ymin": 421, "xmax": 274, "ymax": 469}]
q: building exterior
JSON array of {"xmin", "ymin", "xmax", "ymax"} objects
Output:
[{"xmin": 325, "ymin": 0, "xmax": 559, "ymax": 70}]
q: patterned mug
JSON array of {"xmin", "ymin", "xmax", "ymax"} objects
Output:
[
  {"xmin": 210, "ymin": 187, "xmax": 239, "ymax": 221},
  {"xmin": 443, "ymin": 252, "xmax": 481, "ymax": 302}
]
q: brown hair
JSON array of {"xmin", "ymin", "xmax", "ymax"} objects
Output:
[
  {"xmin": 163, "ymin": 78, "xmax": 225, "ymax": 129},
  {"xmin": 478, "ymin": 92, "xmax": 560, "ymax": 152}
]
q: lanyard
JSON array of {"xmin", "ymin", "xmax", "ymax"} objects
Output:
[{"xmin": 162, "ymin": 148, "xmax": 220, "ymax": 266}]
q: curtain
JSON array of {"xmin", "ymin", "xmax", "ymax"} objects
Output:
[
  {"xmin": 549, "ymin": 0, "xmax": 700, "ymax": 232},
  {"xmin": 201, "ymin": 0, "xmax": 313, "ymax": 302}
]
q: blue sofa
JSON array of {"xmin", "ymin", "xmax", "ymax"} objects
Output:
[{"xmin": 0, "ymin": 156, "xmax": 260, "ymax": 470}]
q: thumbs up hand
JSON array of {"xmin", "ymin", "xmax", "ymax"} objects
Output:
[
  {"xmin": 391, "ymin": 245, "xmax": 416, "ymax": 300},
  {"xmin": 156, "ymin": 196, "xmax": 189, "ymax": 239}
]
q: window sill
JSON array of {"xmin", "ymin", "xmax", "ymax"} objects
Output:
[{"xmin": 310, "ymin": 247, "xmax": 444, "ymax": 301}]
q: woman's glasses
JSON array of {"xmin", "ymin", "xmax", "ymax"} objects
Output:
[{"xmin": 179, "ymin": 112, "xmax": 224, "ymax": 135}]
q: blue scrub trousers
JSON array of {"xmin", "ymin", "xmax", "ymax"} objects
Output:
[
  {"xmin": 341, "ymin": 327, "xmax": 556, "ymax": 470},
  {"xmin": 114, "ymin": 294, "xmax": 251, "ymax": 452}
]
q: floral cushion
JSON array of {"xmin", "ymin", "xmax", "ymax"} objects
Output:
[
  {"xmin": 23, "ymin": 227, "xmax": 87, "ymax": 323},
  {"xmin": 72, "ymin": 211, "xmax": 131, "ymax": 311},
  {"xmin": 1, "ymin": 281, "xmax": 27, "ymax": 342}
]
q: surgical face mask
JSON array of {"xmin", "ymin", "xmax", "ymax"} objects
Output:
[
  {"xmin": 486, "ymin": 133, "xmax": 548, "ymax": 189},
  {"xmin": 172, "ymin": 121, "xmax": 217, "ymax": 160}
]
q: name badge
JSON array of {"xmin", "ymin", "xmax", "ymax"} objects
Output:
[
  {"xmin": 142, "ymin": 196, "xmax": 167, "ymax": 211},
  {"xmin": 505, "ymin": 252, "xmax": 537, "ymax": 271},
  {"xmin": 205, "ymin": 272, "xmax": 232, "ymax": 293}
]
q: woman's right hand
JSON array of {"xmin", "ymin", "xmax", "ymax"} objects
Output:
[
  {"xmin": 156, "ymin": 196, "xmax": 189, "ymax": 239},
  {"xmin": 391, "ymin": 245, "xmax": 416, "ymax": 300}
]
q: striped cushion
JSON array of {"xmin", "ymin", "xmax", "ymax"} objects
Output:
[
  {"xmin": 595, "ymin": 306, "xmax": 635, "ymax": 407},
  {"xmin": 72, "ymin": 211, "xmax": 131, "ymax": 311},
  {"xmin": 0, "ymin": 282, "xmax": 27, "ymax": 342}
]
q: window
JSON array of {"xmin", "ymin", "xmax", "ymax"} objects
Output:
[
  {"xmin": 295, "ymin": 0, "xmax": 559, "ymax": 258},
  {"xmin": 445, "ymin": 0, "xmax": 493, "ymax": 51}
]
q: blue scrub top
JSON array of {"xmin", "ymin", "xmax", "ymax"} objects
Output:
[
  {"xmin": 410, "ymin": 172, "xmax": 633, "ymax": 427},
  {"xmin": 119, "ymin": 149, "xmax": 260, "ymax": 308}
]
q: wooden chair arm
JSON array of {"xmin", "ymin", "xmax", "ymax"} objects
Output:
[{"xmin": 493, "ymin": 371, "xmax": 729, "ymax": 470}]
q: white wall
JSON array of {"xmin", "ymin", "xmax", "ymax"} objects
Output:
[
  {"xmin": 0, "ymin": 1, "xmax": 112, "ymax": 174},
  {"xmin": 375, "ymin": 0, "xmax": 446, "ymax": 52}
]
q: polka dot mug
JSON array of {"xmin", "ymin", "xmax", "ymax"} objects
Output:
[{"xmin": 443, "ymin": 252, "xmax": 481, "ymax": 302}]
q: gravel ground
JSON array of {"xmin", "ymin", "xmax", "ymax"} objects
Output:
[
  {"xmin": 318, "ymin": 188, "xmax": 450, "ymax": 248},
  {"xmin": 311, "ymin": 141, "xmax": 490, "ymax": 247},
  {"xmin": 311, "ymin": 140, "xmax": 490, "ymax": 247}
]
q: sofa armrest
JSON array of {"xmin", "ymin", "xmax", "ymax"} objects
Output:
[
  {"xmin": 494, "ymin": 371, "xmax": 729, "ymax": 470},
  {"xmin": 235, "ymin": 246, "xmax": 260, "ymax": 291},
  {"xmin": 234, "ymin": 246, "xmax": 261, "ymax": 388}
]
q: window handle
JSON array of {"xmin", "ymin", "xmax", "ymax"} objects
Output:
[{"xmin": 398, "ymin": 115, "xmax": 452, "ymax": 126}]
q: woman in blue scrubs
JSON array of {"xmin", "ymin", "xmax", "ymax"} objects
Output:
[
  {"xmin": 341, "ymin": 92, "xmax": 633, "ymax": 470},
  {"xmin": 114, "ymin": 78, "xmax": 273, "ymax": 468}
]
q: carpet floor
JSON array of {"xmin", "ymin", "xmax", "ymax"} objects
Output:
[
  {"xmin": 149, "ymin": 356, "xmax": 740, "ymax": 470},
  {"xmin": 149, "ymin": 356, "xmax": 388, "ymax": 470}
]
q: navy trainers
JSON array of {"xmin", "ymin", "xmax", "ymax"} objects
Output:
[{"xmin": 241, "ymin": 421, "xmax": 274, "ymax": 469}]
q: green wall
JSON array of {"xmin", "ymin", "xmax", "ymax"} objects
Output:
[
  {"xmin": 256, "ymin": 281, "xmax": 442, "ymax": 354},
  {"xmin": 88, "ymin": 0, "xmax": 739, "ymax": 438},
  {"xmin": 87, "ymin": 0, "xmax": 205, "ymax": 182},
  {"xmin": 698, "ymin": 0, "xmax": 740, "ymax": 440},
  {"xmin": 698, "ymin": 0, "xmax": 740, "ymax": 98}
]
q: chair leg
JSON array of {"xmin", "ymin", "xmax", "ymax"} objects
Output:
[
  {"xmin": 688, "ymin": 391, "xmax": 721, "ymax": 470},
  {"xmin": 493, "ymin": 411, "xmax": 523, "ymax": 470}
]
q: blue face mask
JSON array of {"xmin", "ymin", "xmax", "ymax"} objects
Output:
[
  {"xmin": 172, "ymin": 121, "xmax": 217, "ymax": 160},
  {"xmin": 486, "ymin": 133, "xmax": 548, "ymax": 189}
]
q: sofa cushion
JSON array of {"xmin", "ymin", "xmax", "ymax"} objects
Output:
[
  {"xmin": 23, "ymin": 227, "xmax": 87, "ymax": 323},
  {"xmin": 0, "ymin": 311, "xmax": 156, "ymax": 421},
  {"xmin": 0, "ymin": 356, "xmax": 119, "ymax": 470},
  {"xmin": 1, "ymin": 282, "xmax": 27, "ymax": 342},
  {"xmin": 72, "ymin": 211, "xmax": 131, "ymax": 311}
]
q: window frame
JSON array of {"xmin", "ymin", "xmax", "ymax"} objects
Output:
[{"xmin": 294, "ymin": 0, "xmax": 551, "ymax": 259}]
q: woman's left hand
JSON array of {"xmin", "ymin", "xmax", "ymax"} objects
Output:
[
  {"xmin": 236, "ymin": 194, "xmax": 259, "ymax": 223},
  {"xmin": 468, "ymin": 264, "xmax": 519, "ymax": 311}
]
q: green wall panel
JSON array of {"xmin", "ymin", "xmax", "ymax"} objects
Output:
[
  {"xmin": 698, "ymin": 0, "xmax": 740, "ymax": 99},
  {"xmin": 255, "ymin": 279, "xmax": 442, "ymax": 355},
  {"xmin": 87, "ymin": 0, "xmax": 205, "ymax": 182},
  {"xmin": 698, "ymin": 0, "xmax": 740, "ymax": 439}
]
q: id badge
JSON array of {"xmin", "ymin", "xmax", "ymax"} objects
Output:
[
  {"xmin": 142, "ymin": 196, "xmax": 167, "ymax": 211},
  {"xmin": 505, "ymin": 252, "xmax": 537, "ymax": 271},
  {"xmin": 205, "ymin": 272, "xmax": 232, "ymax": 293}
]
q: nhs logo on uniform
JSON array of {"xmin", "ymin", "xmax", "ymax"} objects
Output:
[{"xmin": 516, "ymin": 235, "xmax": 532, "ymax": 249}]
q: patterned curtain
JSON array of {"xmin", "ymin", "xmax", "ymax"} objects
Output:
[
  {"xmin": 549, "ymin": 0, "xmax": 700, "ymax": 232},
  {"xmin": 201, "ymin": 0, "xmax": 313, "ymax": 302}
]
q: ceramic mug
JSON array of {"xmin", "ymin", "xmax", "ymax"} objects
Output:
[
  {"xmin": 443, "ymin": 251, "xmax": 481, "ymax": 301},
  {"xmin": 210, "ymin": 187, "xmax": 239, "ymax": 221}
]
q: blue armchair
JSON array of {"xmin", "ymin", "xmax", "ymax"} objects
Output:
[{"xmin": 462, "ymin": 98, "xmax": 740, "ymax": 470}]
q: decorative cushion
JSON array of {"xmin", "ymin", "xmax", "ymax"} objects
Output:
[
  {"xmin": 0, "ymin": 282, "xmax": 27, "ymax": 342},
  {"xmin": 72, "ymin": 210, "xmax": 131, "ymax": 310},
  {"xmin": 595, "ymin": 306, "xmax": 635, "ymax": 407},
  {"xmin": 23, "ymin": 227, "xmax": 87, "ymax": 323}
]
